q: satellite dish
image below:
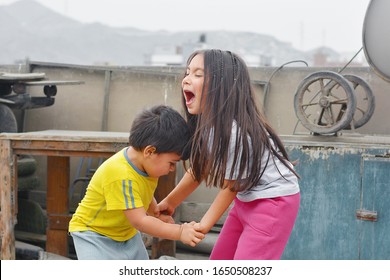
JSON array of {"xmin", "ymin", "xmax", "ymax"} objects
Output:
[{"xmin": 362, "ymin": 0, "xmax": 390, "ymax": 82}]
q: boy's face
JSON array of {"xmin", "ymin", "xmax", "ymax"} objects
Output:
[{"xmin": 143, "ymin": 151, "xmax": 181, "ymax": 178}]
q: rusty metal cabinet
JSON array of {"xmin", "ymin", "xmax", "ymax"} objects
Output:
[
  {"xmin": 280, "ymin": 134, "xmax": 390, "ymax": 260},
  {"xmin": 359, "ymin": 155, "xmax": 390, "ymax": 259}
]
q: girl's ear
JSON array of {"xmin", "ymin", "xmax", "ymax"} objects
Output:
[{"xmin": 143, "ymin": 145, "xmax": 157, "ymax": 157}]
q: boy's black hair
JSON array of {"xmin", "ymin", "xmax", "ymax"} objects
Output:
[{"xmin": 129, "ymin": 105, "xmax": 191, "ymax": 160}]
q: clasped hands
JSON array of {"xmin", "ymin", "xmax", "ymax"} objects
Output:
[{"xmin": 155, "ymin": 206, "xmax": 205, "ymax": 247}]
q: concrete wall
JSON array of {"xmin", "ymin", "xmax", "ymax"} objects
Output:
[{"xmin": 7, "ymin": 61, "xmax": 390, "ymax": 204}]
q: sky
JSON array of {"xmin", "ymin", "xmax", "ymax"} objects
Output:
[{"xmin": 1, "ymin": 0, "xmax": 371, "ymax": 53}]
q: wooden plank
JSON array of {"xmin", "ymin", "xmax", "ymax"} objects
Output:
[
  {"xmin": 150, "ymin": 171, "xmax": 176, "ymax": 258},
  {"xmin": 46, "ymin": 156, "xmax": 69, "ymax": 257},
  {"xmin": 12, "ymin": 149, "xmax": 116, "ymax": 158},
  {"xmin": 0, "ymin": 139, "xmax": 16, "ymax": 259},
  {"xmin": 11, "ymin": 140, "xmax": 127, "ymax": 154},
  {"xmin": 46, "ymin": 230, "xmax": 68, "ymax": 256},
  {"xmin": 0, "ymin": 130, "xmax": 129, "ymax": 142},
  {"xmin": 154, "ymin": 171, "xmax": 176, "ymax": 203},
  {"xmin": 12, "ymin": 154, "xmax": 18, "ymax": 225},
  {"xmin": 47, "ymin": 214, "xmax": 72, "ymax": 231}
]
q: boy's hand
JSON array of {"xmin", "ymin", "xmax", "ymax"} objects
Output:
[{"xmin": 179, "ymin": 221, "xmax": 205, "ymax": 247}]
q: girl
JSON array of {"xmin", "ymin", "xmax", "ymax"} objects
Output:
[{"xmin": 157, "ymin": 49, "xmax": 300, "ymax": 260}]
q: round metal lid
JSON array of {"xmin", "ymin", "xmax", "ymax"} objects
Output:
[{"xmin": 362, "ymin": 0, "xmax": 390, "ymax": 82}]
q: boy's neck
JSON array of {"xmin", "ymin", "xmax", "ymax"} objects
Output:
[{"xmin": 126, "ymin": 146, "xmax": 146, "ymax": 173}]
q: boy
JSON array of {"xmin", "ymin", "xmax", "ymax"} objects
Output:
[{"xmin": 69, "ymin": 105, "xmax": 204, "ymax": 259}]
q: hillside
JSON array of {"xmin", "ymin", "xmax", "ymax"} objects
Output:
[{"xmin": 0, "ymin": 0, "xmax": 319, "ymax": 66}]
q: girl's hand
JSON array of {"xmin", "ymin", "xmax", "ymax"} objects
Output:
[
  {"xmin": 157, "ymin": 213, "xmax": 175, "ymax": 224},
  {"xmin": 179, "ymin": 221, "xmax": 205, "ymax": 247},
  {"xmin": 155, "ymin": 200, "xmax": 176, "ymax": 217}
]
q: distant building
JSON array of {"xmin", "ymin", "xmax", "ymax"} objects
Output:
[
  {"xmin": 145, "ymin": 34, "xmax": 208, "ymax": 66},
  {"xmin": 241, "ymin": 53, "xmax": 274, "ymax": 67},
  {"xmin": 145, "ymin": 33, "xmax": 363, "ymax": 68},
  {"xmin": 144, "ymin": 45, "xmax": 183, "ymax": 66}
]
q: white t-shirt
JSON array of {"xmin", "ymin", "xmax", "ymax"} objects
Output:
[{"xmin": 224, "ymin": 122, "xmax": 300, "ymax": 202}]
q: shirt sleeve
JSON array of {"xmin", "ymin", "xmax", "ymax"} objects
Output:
[{"xmin": 105, "ymin": 179, "xmax": 144, "ymax": 211}]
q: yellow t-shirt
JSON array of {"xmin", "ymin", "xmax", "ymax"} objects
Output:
[{"xmin": 69, "ymin": 148, "xmax": 158, "ymax": 241}]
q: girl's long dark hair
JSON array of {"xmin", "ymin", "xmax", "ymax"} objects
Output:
[{"xmin": 183, "ymin": 49, "xmax": 299, "ymax": 192}]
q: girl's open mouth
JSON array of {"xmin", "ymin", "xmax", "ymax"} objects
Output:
[{"xmin": 184, "ymin": 90, "xmax": 195, "ymax": 104}]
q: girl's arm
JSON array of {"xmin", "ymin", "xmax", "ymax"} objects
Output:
[
  {"xmin": 198, "ymin": 180, "xmax": 237, "ymax": 234},
  {"xmin": 157, "ymin": 169, "xmax": 201, "ymax": 215},
  {"xmin": 124, "ymin": 207, "xmax": 204, "ymax": 247}
]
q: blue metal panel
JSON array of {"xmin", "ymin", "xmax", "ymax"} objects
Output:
[
  {"xmin": 282, "ymin": 147, "xmax": 361, "ymax": 259},
  {"xmin": 359, "ymin": 156, "xmax": 390, "ymax": 259},
  {"xmin": 280, "ymin": 136, "xmax": 390, "ymax": 259}
]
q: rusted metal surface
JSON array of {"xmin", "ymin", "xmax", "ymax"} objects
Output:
[
  {"xmin": 281, "ymin": 134, "xmax": 390, "ymax": 259},
  {"xmin": 356, "ymin": 209, "xmax": 378, "ymax": 222}
]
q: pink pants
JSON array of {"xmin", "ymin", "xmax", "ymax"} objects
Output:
[{"xmin": 210, "ymin": 193, "xmax": 300, "ymax": 260}]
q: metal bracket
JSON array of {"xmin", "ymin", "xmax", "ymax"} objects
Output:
[{"xmin": 356, "ymin": 209, "xmax": 378, "ymax": 221}]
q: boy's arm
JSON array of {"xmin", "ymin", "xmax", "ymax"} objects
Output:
[
  {"xmin": 198, "ymin": 180, "xmax": 237, "ymax": 234},
  {"xmin": 124, "ymin": 207, "xmax": 204, "ymax": 247},
  {"xmin": 147, "ymin": 197, "xmax": 157, "ymax": 216}
]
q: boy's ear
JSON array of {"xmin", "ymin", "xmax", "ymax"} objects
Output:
[{"xmin": 144, "ymin": 145, "xmax": 157, "ymax": 156}]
